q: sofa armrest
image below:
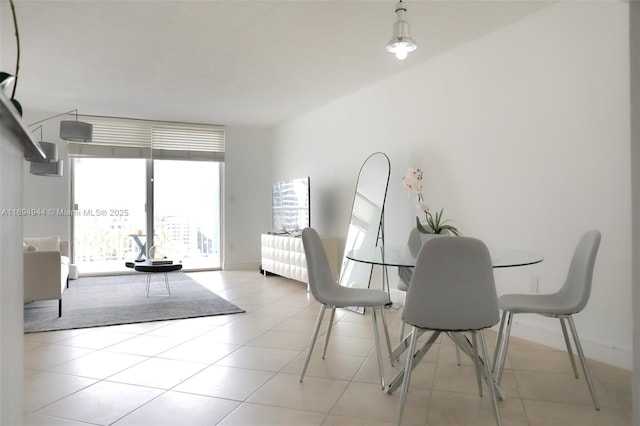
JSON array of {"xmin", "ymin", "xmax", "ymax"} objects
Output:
[
  {"xmin": 60, "ymin": 240, "xmax": 69, "ymax": 257},
  {"xmin": 24, "ymin": 251, "xmax": 64, "ymax": 301}
]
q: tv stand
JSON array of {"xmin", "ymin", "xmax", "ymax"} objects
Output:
[{"xmin": 261, "ymin": 233, "xmax": 339, "ymax": 283}]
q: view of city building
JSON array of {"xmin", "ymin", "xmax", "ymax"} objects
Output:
[{"xmin": 72, "ymin": 158, "xmax": 221, "ymax": 273}]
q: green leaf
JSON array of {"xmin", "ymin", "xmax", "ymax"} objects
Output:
[
  {"xmin": 441, "ymin": 224, "xmax": 462, "ymax": 236},
  {"xmin": 416, "ymin": 216, "xmax": 433, "ymax": 234}
]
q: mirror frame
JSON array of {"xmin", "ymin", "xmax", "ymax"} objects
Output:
[{"xmin": 338, "ymin": 152, "xmax": 391, "ymax": 312}]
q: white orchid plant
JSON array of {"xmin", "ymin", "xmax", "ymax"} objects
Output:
[{"xmin": 401, "ymin": 167, "xmax": 461, "ymax": 236}]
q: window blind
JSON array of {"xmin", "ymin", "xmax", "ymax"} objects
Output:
[{"xmin": 68, "ymin": 116, "xmax": 225, "ymax": 161}]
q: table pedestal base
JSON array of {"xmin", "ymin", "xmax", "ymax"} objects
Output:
[{"xmin": 385, "ymin": 329, "xmax": 504, "ymax": 401}]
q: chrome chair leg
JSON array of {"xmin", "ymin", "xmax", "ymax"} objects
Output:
[
  {"xmin": 472, "ymin": 332, "xmax": 483, "ymax": 397},
  {"xmin": 398, "ymin": 290, "xmax": 407, "ymax": 345},
  {"xmin": 322, "ymin": 307, "xmax": 336, "ymax": 359},
  {"xmin": 398, "ymin": 321, "xmax": 406, "ymax": 345},
  {"xmin": 300, "ymin": 304, "xmax": 327, "ymax": 382},
  {"xmin": 567, "ymin": 315, "xmax": 600, "ymax": 410},
  {"xmin": 371, "ymin": 307, "xmax": 386, "ymax": 389},
  {"xmin": 495, "ymin": 311, "xmax": 513, "ymax": 385},
  {"xmin": 559, "ymin": 316, "xmax": 579, "ymax": 378},
  {"xmin": 378, "ymin": 307, "xmax": 394, "ymax": 366},
  {"xmin": 492, "ymin": 311, "xmax": 507, "ymax": 372},
  {"xmin": 396, "ymin": 326, "xmax": 419, "ymax": 426},
  {"xmin": 479, "ymin": 331, "xmax": 502, "ymax": 426}
]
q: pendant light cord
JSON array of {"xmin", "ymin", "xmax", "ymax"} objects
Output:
[{"xmin": 9, "ymin": 0, "xmax": 20, "ymax": 100}]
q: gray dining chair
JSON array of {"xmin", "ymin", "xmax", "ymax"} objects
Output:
[
  {"xmin": 396, "ymin": 236, "xmax": 501, "ymax": 426},
  {"xmin": 492, "ymin": 230, "xmax": 601, "ymax": 410},
  {"xmin": 396, "ymin": 227, "xmax": 422, "ymax": 345},
  {"xmin": 300, "ymin": 227, "xmax": 392, "ymax": 388},
  {"xmin": 397, "ymin": 228, "xmax": 462, "ymax": 364},
  {"xmin": 396, "ymin": 227, "xmax": 425, "ymax": 292}
]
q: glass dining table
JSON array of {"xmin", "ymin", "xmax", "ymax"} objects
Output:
[
  {"xmin": 346, "ymin": 245, "xmax": 543, "ymax": 270},
  {"xmin": 346, "ymin": 243, "xmax": 543, "ymax": 397}
]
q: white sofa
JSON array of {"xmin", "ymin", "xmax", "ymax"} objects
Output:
[{"xmin": 23, "ymin": 236, "xmax": 70, "ymax": 317}]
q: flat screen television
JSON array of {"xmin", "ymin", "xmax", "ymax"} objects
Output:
[{"xmin": 272, "ymin": 177, "xmax": 310, "ymax": 234}]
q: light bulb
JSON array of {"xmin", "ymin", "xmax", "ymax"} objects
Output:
[{"xmin": 386, "ymin": 1, "xmax": 417, "ymax": 60}]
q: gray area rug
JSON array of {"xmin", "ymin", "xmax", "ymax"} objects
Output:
[{"xmin": 24, "ymin": 272, "xmax": 245, "ymax": 333}]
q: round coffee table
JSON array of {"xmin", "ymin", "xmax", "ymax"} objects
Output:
[{"xmin": 125, "ymin": 260, "xmax": 183, "ymax": 297}]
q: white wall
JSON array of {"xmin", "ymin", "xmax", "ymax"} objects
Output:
[
  {"xmin": 1, "ymin": 109, "xmax": 26, "ymax": 425},
  {"xmin": 223, "ymin": 126, "xmax": 272, "ymax": 270},
  {"xmin": 629, "ymin": 1, "xmax": 640, "ymax": 422},
  {"xmin": 271, "ymin": 2, "xmax": 632, "ymax": 369}
]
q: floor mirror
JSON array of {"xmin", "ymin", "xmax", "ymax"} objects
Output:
[{"xmin": 338, "ymin": 152, "xmax": 390, "ymax": 313}]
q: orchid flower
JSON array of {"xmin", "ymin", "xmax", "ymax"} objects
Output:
[{"xmin": 401, "ymin": 167, "xmax": 461, "ymax": 235}]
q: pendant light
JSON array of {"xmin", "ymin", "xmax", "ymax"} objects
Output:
[
  {"xmin": 60, "ymin": 118, "xmax": 92, "ymax": 142},
  {"xmin": 386, "ymin": 0, "xmax": 417, "ymax": 60},
  {"xmin": 24, "ymin": 125, "xmax": 63, "ymax": 177},
  {"xmin": 28, "ymin": 109, "xmax": 93, "ymax": 143}
]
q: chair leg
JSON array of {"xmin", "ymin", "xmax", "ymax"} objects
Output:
[
  {"xmin": 559, "ymin": 316, "xmax": 579, "ymax": 378},
  {"xmin": 397, "ymin": 326, "xmax": 419, "ymax": 426},
  {"xmin": 371, "ymin": 307, "xmax": 386, "ymax": 389},
  {"xmin": 58, "ymin": 299, "xmax": 62, "ymax": 317},
  {"xmin": 398, "ymin": 291, "xmax": 407, "ymax": 344},
  {"xmin": 300, "ymin": 304, "xmax": 327, "ymax": 383},
  {"xmin": 479, "ymin": 331, "xmax": 502, "ymax": 426},
  {"xmin": 495, "ymin": 311, "xmax": 513, "ymax": 385},
  {"xmin": 456, "ymin": 344, "xmax": 462, "ymax": 366},
  {"xmin": 322, "ymin": 307, "xmax": 336, "ymax": 359},
  {"xmin": 472, "ymin": 332, "xmax": 483, "ymax": 397},
  {"xmin": 566, "ymin": 315, "xmax": 600, "ymax": 410},
  {"xmin": 492, "ymin": 311, "xmax": 507, "ymax": 373},
  {"xmin": 398, "ymin": 321, "xmax": 406, "ymax": 345},
  {"xmin": 378, "ymin": 306, "xmax": 394, "ymax": 366}
]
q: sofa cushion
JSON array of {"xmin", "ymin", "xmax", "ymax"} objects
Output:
[
  {"xmin": 24, "ymin": 236, "xmax": 60, "ymax": 252},
  {"xmin": 61, "ymin": 256, "xmax": 70, "ymax": 266}
]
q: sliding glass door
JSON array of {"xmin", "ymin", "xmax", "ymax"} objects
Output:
[
  {"xmin": 72, "ymin": 158, "xmax": 147, "ymax": 274},
  {"xmin": 72, "ymin": 158, "xmax": 222, "ymax": 274},
  {"xmin": 152, "ymin": 159, "xmax": 221, "ymax": 270}
]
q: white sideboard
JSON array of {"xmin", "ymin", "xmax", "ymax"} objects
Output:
[{"xmin": 261, "ymin": 234, "xmax": 339, "ymax": 283}]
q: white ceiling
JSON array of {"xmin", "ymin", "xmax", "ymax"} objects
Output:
[{"xmin": 1, "ymin": 1, "xmax": 551, "ymax": 128}]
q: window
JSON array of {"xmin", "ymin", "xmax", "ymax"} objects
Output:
[{"xmin": 69, "ymin": 116, "xmax": 224, "ymax": 273}]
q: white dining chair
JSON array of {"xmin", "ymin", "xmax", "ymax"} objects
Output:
[
  {"xmin": 492, "ymin": 230, "xmax": 601, "ymax": 410},
  {"xmin": 396, "ymin": 236, "xmax": 501, "ymax": 426},
  {"xmin": 300, "ymin": 227, "xmax": 392, "ymax": 389}
]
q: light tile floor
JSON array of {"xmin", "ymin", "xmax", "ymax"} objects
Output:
[{"xmin": 23, "ymin": 270, "xmax": 632, "ymax": 425}]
